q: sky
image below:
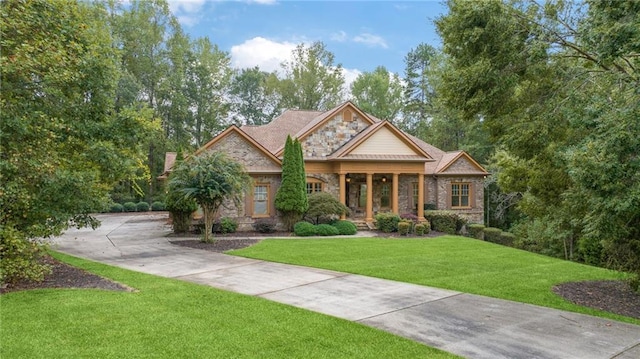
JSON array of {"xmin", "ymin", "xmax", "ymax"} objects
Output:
[{"xmin": 168, "ymin": 0, "xmax": 448, "ymax": 85}]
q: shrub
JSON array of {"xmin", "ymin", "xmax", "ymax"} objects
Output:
[
  {"xmin": 165, "ymin": 187, "xmax": 198, "ymax": 234},
  {"xmin": 332, "ymin": 220, "xmax": 357, "ymax": 235},
  {"xmin": 294, "ymin": 221, "xmax": 317, "ymax": 237},
  {"xmin": 424, "ymin": 211, "xmax": 459, "ymax": 234},
  {"xmin": 424, "ymin": 202, "xmax": 437, "ymax": 211},
  {"xmin": 375, "ymin": 212, "xmax": 400, "ymax": 233},
  {"xmin": 136, "ymin": 201, "xmax": 150, "ymax": 212},
  {"xmin": 110, "ymin": 203, "xmax": 124, "ymax": 213},
  {"xmin": 398, "ymin": 221, "xmax": 411, "ymax": 236},
  {"xmin": 151, "ymin": 201, "xmax": 165, "ymax": 211},
  {"xmin": 316, "ymin": 224, "xmax": 340, "ymax": 236},
  {"xmin": 123, "ymin": 202, "xmax": 137, "ymax": 212},
  {"xmin": 253, "ymin": 218, "xmax": 278, "ymax": 233},
  {"xmin": 0, "ymin": 227, "xmax": 51, "ymax": 284},
  {"xmin": 219, "ymin": 217, "xmax": 238, "ymax": 234},
  {"xmin": 467, "ymin": 224, "xmax": 485, "ymax": 240},
  {"xmin": 499, "ymin": 232, "xmax": 516, "ymax": 247},
  {"xmin": 305, "ymin": 192, "xmax": 350, "ymax": 224},
  {"xmin": 415, "ymin": 223, "xmax": 426, "ymax": 236},
  {"xmin": 400, "ymin": 213, "xmax": 418, "ymax": 223},
  {"xmin": 483, "ymin": 227, "xmax": 502, "ymax": 243}
]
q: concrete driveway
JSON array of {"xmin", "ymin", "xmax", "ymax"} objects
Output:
[{"xmin": 51, "ymin": 213, "xmax": 640, "ymax": 359}]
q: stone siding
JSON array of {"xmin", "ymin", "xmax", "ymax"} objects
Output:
[
  {"xmin": 208, "ymin": 132, "xmax": 281, "ymax": 173},
  {"xmin": 442, "ymin": 157, "xmax": 480, "ymax": 173},
  {"xmin": 307, "ymin": 173, "xmax": 339, "ymax": 197},
  {"xmin": 301, "ymin": 112, "xmax": 369, "ymax": 158},
  {"xmin": 435, "ymin": 176, "xmax": 485, "ymax": 224}
]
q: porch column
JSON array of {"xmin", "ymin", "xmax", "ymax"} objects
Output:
[
  {"xmin": 392, "ymin": 173, "xmax": 399, "ymax": 214},
  {"xmin": 339, "ymin": 173, "xmax": 346, "ymax": 220},
  {"xmin": 417, "ymin": 173, "xmax": 425, "ymax": 221},
  {"xmin": 366, "ymin": 173, "xmax": 373, "ymax": 222}
]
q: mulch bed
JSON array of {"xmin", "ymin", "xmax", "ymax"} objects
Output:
[{"xmin": 3, "ymin": 237, "xmax": 639, "ymax": 321}]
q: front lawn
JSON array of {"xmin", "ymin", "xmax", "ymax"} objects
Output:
[
  {"xmin": 0, "ymin": 252, "xmax": 456, "ymax": 359},
  {"xmin": 230, "ymin": 236, "xmax": 639, "ymax": 324}
]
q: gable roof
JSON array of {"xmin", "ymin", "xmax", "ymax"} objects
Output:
[
  {"xmin": 196, "ymin": 125, "xmax": 282, "ymax": 167},
  {"xmin": 328, "ymin": 120, "xmax": 433, "ymax": 162},
  {"xmin": 274, "ymin": 101, "xmax": 378, "ymax": 157},
  {"xmin": 436, "ymin": 150, "xmax": 489, "ymax": 175},
  {"xmin": 241, "ymin": 109, "xmax": 322, "ymax": 153}
]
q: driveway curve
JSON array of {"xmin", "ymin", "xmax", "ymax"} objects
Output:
[{"xmin": 52, "ymin": 213, "xmax": 640, "ymax": 359}]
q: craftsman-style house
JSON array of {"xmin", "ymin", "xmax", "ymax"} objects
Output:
[{"xmin": 164, "ymin": 101, "xmax": 488, "ymax": 230}]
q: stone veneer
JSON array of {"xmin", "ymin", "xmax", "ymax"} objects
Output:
[
  {"xmin": 207, "ymin": 131, "xmax": 281, "ymax": 172},
  {"xmin": 434, "ymin": 176, "xmax": 485, "ymax": 224},
  {"xmin": 301, "ymin": 112, "xmax": 370, "ymax": 158}
]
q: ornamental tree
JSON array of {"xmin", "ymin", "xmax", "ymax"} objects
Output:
[
  {"xmin": 169, "ymin": 152, "xmax": 250, "ymax": 243},
  {"xmin": 275, "ymin": 136, "xmax": 308, "ymax": 230}
]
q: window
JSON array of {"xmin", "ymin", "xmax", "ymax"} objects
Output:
[
  {"xmin": 451, "ymin": 183, "xmax": 470, "ymax": 208},
  {"xmin": 412, "ymin": 182, "xmax": 419, "ymax": 209},
  {"xmin": 381, "ymin": 184, "xmax": 390, "ymax": 208},
  {"xmin": 253, "ymin": 184, "xmax": 269, "ymax": 216},
  {"xmin": 306, "ymin": 180, "xmax": 323, "ymax": 194}
]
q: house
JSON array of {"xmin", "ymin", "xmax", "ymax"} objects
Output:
[{"xmin": 164, "ymin": 101, "xmax": 488, "ymax": 230}]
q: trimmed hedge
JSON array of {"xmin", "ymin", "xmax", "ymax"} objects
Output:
[
  {"xmin": 253, "ymin": 218, "xmax": 277, "ymax": 233},
  {"xmin": 294, "ymin": 221, "xmax": 317, "ymax": 236},
  {"xmin": 333, "ymin": 220, "xmax": 357, "ymax": 235},
  {"xmin": 398, "ymin": 221, "xmax": 411, "ymax": 236},
  {"xmin": 123, "ymin": 202, "xmax": 137, "ymax": 212},
  {"xmin": 375, "ymin": 212, "xmax": 400, "ymax": 233},
  {"xmin": 415, "ymin": 223, "xmax": 426, "ymax": 236},
  {"xmin": 110, "ymin": 203, "xmax": 124, "ymax": 213},
  {"xmin": 499, "ymin": 232, "xmax": 516, "ymax": 247},
  {"xmin": 136, "ymin": 201, "xmax": 150, "ymax": 212},
  {"xmin": 151, "ymin": 201, "xmax": 165, "ymax": 211},
  {"xmin": 316, "ymin": 224, "xmax": 340, "ymax": 236},
  {"xmin": 467, "ymin": 224, "xmax": 485, "ymax": 240},
  {"xmin": 219, "ymin": 217, "xmax": 238, "ymax": 234},
  {"xmin": 483, "ymin": 227, "xmax": 502, "ymax": 243},
  {"xmin": 424, "ymin": 211, "xmax": 460, "ymax": 234}
]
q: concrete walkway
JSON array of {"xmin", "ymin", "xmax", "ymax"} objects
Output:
[{"xmin": 51, "ymin": 213, "xmax": 640, "ymax": 359}]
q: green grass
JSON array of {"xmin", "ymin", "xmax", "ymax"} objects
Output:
[
  {"xmin": 230, "ymin": 236, "xmax": 639, "ymax": 325},
  {"xmin": 0, "ymin": 252, "xmax": 456, "ymax": 359}
]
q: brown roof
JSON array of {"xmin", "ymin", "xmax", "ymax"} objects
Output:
[{"xmin": 241, "ymin": 109, "xmax": 321, "ymax": 153}]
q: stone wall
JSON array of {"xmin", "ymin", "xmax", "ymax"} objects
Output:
[
  {"xmin": 301, "ymin": 112, "xmax": 369, "ymax": 158},
  {"xmin": 207, "ymin": 131, "xmax": 281, "ymax": 173},
  {"xmin": 435, "ymin": 176, "xmax": 485, "ymax": 224}
]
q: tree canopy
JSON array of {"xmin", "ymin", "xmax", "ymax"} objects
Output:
[{"xmin": 350, "ymin": 66, "xmax": 403, "ymax": 121}]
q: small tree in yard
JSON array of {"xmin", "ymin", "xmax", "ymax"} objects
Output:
[
  {"xmin": 305, "ymin": 192, "xmax": 350, "ymax": 224},
  {"xmin": 275, "ymin": 136, "xmax": 308, "ymax": 230},
  {"xmin": 169, "ymin": 152, "xmax": 250, "ymax": 243}
]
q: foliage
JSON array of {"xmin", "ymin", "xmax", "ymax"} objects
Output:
[
  {"xmin": 398, "ymin": 221, "xmax": 412, "ymax": 236},
  {"xmin": 151, "ymin": 201, "xmax": 165, "ymax": 211},
  {"xmin": 275, "ymin": 136, "xmax": 308, "ymax": 231},
  {"xmin": 332, "ymin": 220, "xmax": 357, "ymax": 235},
  {"xmin": 499, "ymin": 232, "xmax": 516, "ymax": 247},
  {"xmin": 229, "ymin": 67, "xmax": 280, "ymax": 125},
  {"xmin": 165, "ymin": 162, "xmax": 198, "ymax": 233},
  {"xmin": 110, "ymin": 203, "xmax": 125, "ymax": 213},
  {"xmin": 136, "ymin": 201, "xmax": 150, "ymax": 212},
  {"xmin": 400, "ymin": 213, "xmax": 418, "ymax": 223},
  {"xmin": 293, "ymin": 221, "xmax": 317, "ymax": 237},
  {"xmin": 374, "ymin": 213, "xmax": 400, "ymax": 233},
  {"xmin": 305, "ymin": 192, "xmax": 350, "ymax": 225},
  {"xmin": 277, "ymin": 42, "xmax": 345, "ymax": 111},
  {"xmin": 253, "ymin": 218, "xmax": 278, "ymax": 233},
  {"xmin": 424, "ymin": 203, "xmax": 437, "ymax": 211},
  {"xmin": 483, "ymin": 228, "xmax": 502, "ymax": 244},
  {"xmin": 436, "ymin": 0, "xmax": 640, "ymax": 282},
  {"xmin": 402, "ymin": 43, "xmax": 437, "ymax": 132},
  {"xmin": 414, "ymin": 223, "xmax": 426, "ymax": 236},
  {"xmin": 467, "ymin": 224, "xmax": 485, "ymax": 240},
  {"xmin": 0, "ymin": 226, "xmax": 50, "ymax": 284},
  {"xmin": 169, "ymin": 152, "xmax": 250, "ymax": 243},
  {"xmin": 218, "ymin": 217, "xmax": 238, "ymax": 234},
  {"xmin": 424, "ymin": 211, "xmax": 461, "ymax": 234},
  {"xmin": 123, "ymin": 202, "xmax": 137, "ymax": 212},
  {"xmin": 350, "ymin": 66, "xmax": 403, "ymax": 121},
  {"xmin": 315, "ymin": 224, "xmax": 340, "ymax": 237}
]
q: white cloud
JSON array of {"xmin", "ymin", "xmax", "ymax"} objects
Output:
[
  {"xmin": 168, "ymin": 0, "xmax": 206, "ymax": 27},
  {"xmin": 230, "ymin": 37, "xmax": 297, "ymax": 73},
  {"xmin": 331, "ymin": 30, "xmax": 348, "ymax": 42},
  {"xmin": 353, "ymin": 33, "xmax": 388, "ymax": 49},
  {"xmin": 341, "ymin": 67, "xmax": 362, "ymax": 99}
]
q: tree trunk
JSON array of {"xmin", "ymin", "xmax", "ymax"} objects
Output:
[{"xmin": 202, "ymin": 205, "xmax": 216, "ymax": 243}]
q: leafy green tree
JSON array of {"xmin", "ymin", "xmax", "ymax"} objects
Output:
[
  {"xmin": 350, "ymin": 66, "xmax": 403, "ymax": 121},
  {"xmin": 275, "ymin": 136, "xmax": 308, "ymax": 230},
  {"xmin": 304, "ymin": 192, "xmax": 350, "ymax": 225},
  {"xmin": 0, "ymin": 0, "xmax": 155, "ymax": 283},
  {"xmin": 435, "ymin": 0, "xmax": 640, "ymax": 286},
  {"xmin": 229, "ymin": 67, "xmax": 281, "ymax": 125},
  {"xmin": 164, "ymin": 151, "xmax": 197, "ymax": 233},
  {"xmin": 277, "ymin": 42, "xmax": 345, "ymax": 111},
  {"xmin": 402, "ymin": 43, "xmax": 438, "ymax": 132},
  {"xmin": 169, "ymin": 152, "xmax": 250, "ymax": 243}
]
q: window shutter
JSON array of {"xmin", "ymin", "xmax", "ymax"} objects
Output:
[{"xmin": 244, "ymin": 187, "xmax": 253, "ymax": 216}]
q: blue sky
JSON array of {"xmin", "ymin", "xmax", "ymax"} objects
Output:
[{"xmin": 169, "ymin": 0, "xmax": 448, "ymax": 83}]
